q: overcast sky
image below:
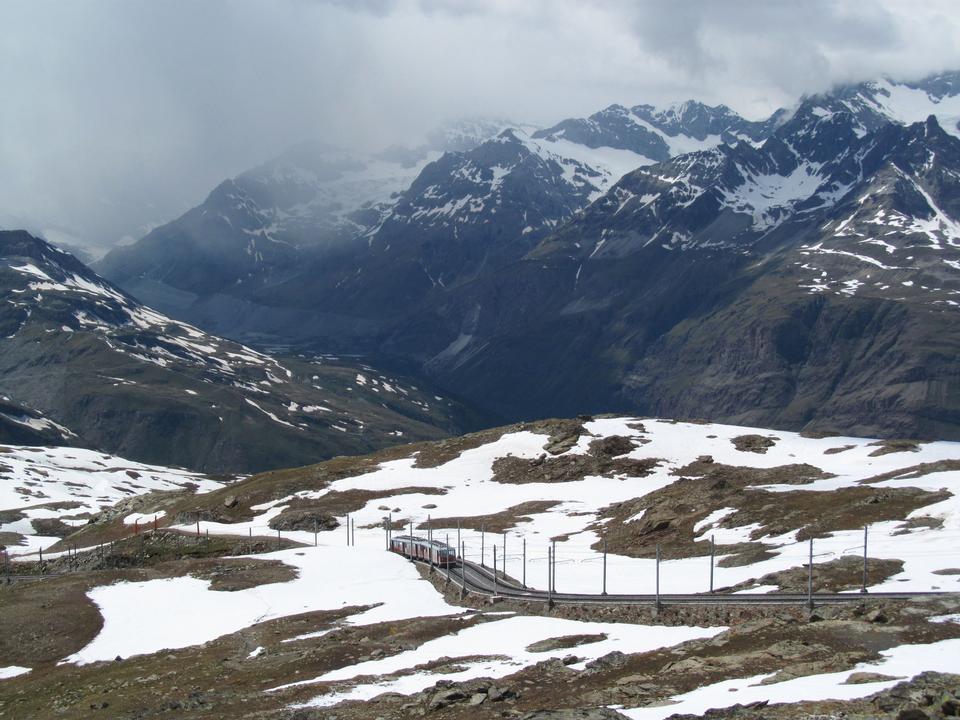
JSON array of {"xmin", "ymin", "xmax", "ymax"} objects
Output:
[{"xmin": 3, "ymin": 0, "xmax": 960, "ymax": 254}]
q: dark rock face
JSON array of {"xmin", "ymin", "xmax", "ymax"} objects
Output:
[
  {"xmin": 0, "ymin": 397, "xmax": 76, "ymax": 446},
  {"xmin": 267, "ymin": 510, "xmax": 339, "ymax": 533}
]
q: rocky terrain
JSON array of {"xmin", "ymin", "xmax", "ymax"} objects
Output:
[{"xmin": 2, "ymin": 415, "xmax": 960, "ymax": 718}]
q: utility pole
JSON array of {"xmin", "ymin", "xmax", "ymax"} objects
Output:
[
  {"xmin": 445, "ymin": 533, "xmax": 451, "ymax": 582},
  {"xmin": 862, "ymin": 525, "xmax": 869, "ymax": 594},
  {"xmin": 655, "ymin": 543, "xmax": 661, "ymax": 610},
  {"xmin": 547, "ymin": 546, "xmax": 553, "ymax": 607},
  {"xmin": 710, "ymin": 535, "xmax": 715, "ymax": 593},
  {"xmin": 481, "ymin": 525, "xmax": 485, "ymax": 567},
  {"xmin": 456, "ymin": 520, "xmax": 461, "ymax": 559},
  {"xmin": 351, "ymin": 517, "xmax": 355, "ymax": 547},
  {"xmin": 493, "ymin": 545, "xmax": 498, "ymax": 596},
  {"xmin": 602, "ymin": 536, "xmax": 608, "ymax": 595},
  {"xmin": 522, "ymin": 537, "xmax": 527, "ymax": 587},
  {"xmin": 346, "ymin": 514, "xmax": 350, "ymax": 546},
  {"xmin": 427, "ymin": 514, "xmax": 432, "ymax": 545},
  {"xmin": 808, "ymin": 537, "xmax": 814, "ymax": 610}
]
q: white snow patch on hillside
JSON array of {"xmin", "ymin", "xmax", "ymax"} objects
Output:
[
  {"xmin": 64, "ymin": 546, "xmax": 458, "ymax": 665},
  {"xmin": 284, "ymin": 616, "xmax": 723, "ymax": 707},
  {"xmin": 624, "ymin": 637, "xmax": 960, "ymax": 720},
  {"xmin": 863, "ymin": 79, "xmax": 960, "ymax": 139},
  {"xmin": 0, "ymin": 666, "xmax": 31, "ymax": 680}
]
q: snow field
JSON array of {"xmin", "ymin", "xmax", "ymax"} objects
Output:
[
  {"xmin": 64, "ymin": 545, "xmax": 458, "ymax": 665},
  {"xmin": 279, "ymin": 616, "xmax": 723, "ymax": 708}
]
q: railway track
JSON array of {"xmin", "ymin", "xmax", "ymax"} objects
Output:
[{"xmin": 430, "ymin": 558, "xmax": 956, "ymax": 607}]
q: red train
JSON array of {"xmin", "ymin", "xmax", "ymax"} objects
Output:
[{"xmin": 390, "ymin": 535, "xmax": 458, "ymax": 565}]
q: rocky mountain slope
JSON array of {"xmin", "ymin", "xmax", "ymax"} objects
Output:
[
  {"xmin": 0, "ymin": 230, "xmax": 479, "ymax": 473},
  {"xmin": 0, "ymin": 397, "xmax": 77, "ymax": 447},
  {"xmin": 2, "ymin": 415, "xmax": 960, "ymax": 718}
]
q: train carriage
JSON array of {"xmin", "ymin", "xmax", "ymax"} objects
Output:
[{"xmin": 390, "ymin": 535, "xmax": 457, "ymax": 566}]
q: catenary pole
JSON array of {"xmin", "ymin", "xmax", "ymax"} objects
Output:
[
  {"xmin": 547, "ymin": 546, "xmax": 553, "ymax": 606},
  {"xmin": 710, "ymin": 535, "xmax": 715, "ymax": 593},
  {"xmin": 602, "ymin": 536, "xmax": 608, "ymax": 595},
  {"xmin": 862, "ymin": 525, "xmax": 869, "ymax": 594},
  {"xmin": 522, "ymin": 537, "xmax": 527, "ymax": 587},
  {"xmin": 655, "ymin": 543, "xmax": 661, "ymax": 609}
]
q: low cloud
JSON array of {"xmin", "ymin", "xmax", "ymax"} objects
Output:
[{"xmin": 2, "ymin": 0, "xmax": 959, "ymax": 252}]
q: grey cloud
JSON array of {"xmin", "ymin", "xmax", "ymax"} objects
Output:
[{"xmin": 1, "ymin": 0, "xmax": 958, "ymax": 254}]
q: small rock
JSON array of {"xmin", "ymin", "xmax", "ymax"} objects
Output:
[
  {"xmin": 223, "ymin": 495, "xmax": 237, "ymax": 508},
  {"xmin": 865, "ymin": 608, "xmax": 888, "ymax": 624},
  {"xmin": 468, "ymin": 693, "xmax": 487, "ymax": 706},
  {"xmin": 846, "ymin": 672, "xmax": 901, "ymax": 685},
  {"xmin": 428, "ymin": 689, "xmax": 465, "ymax": 710}
]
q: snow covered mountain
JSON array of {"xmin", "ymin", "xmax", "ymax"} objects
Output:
[
  {"xmin": 353, "ymin": 73, "xmax": 960, "ymax": 439},
  {"xmin": 92, "ymin": 71, "xmax": 960, "ymax": 441},
  {"xmin": 425, "ymin": 104, "xmax": 960, "ymax": 438},
  {"xmin": 0, "ymin": 230, "xmax": 477, "ymax": 472},
  {"xmin": 532, "ymin": 100, "xmax": 777, "ymax": 161},
  {"xmin": 98, "ymin": 100, "xmax": 771, "ymax": 333},
  {"xmin": 96, "ymin": 120, "xmax": 514, "ymax": 304}
]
